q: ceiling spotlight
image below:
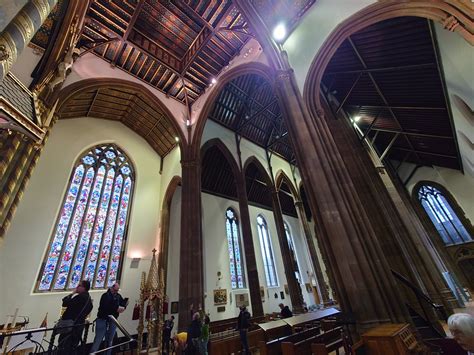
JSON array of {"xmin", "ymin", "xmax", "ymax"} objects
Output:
[
  {"xmin": 211, "ymin": 78, "xmax": 217, "ymax": 85},
  {"xmin": 353, "ymin": 115, "xmax": 361, "ymax": 122},
  {"xmin": 174, "ymin": 136, "xmax": 179, "ymax": 142},
  {"xmin": 273, "ymin": 23, "xmax": 287, "ymax": 42}
]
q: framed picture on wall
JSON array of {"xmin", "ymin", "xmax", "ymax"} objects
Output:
[
  {"xmin": 284, "ymin": 284, "xmax": 289, "ymax": 295},
  {"xmin": 305, "ymin": 283, "xmax": 312, "ymax": 293},
  {"xmin": 214, "ymin": 289, "xmax": 227, "ymax": 305},
  {"xmin": 235, "ymin": 293, "xmax": 249, "ymax": 308},
  {"xmin": 171, "ymin": 302, "xmax": 179, "ymax": 314},
  {"xmin": 260, "ymin": 286, "xmax": 265, "ymax": 300}
]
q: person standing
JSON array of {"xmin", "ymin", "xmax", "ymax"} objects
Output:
[
  {"xmin": 199, "ymin": 315, "xmax": 210, "ymax": 355},
  {"xmin": 236, "ymin": 306, "xmax": 251, "ymax": 354},
  {"xmin": 162, "ymin": 315, "xmax": 175, "ymax": 354},
  {"xmin": 185, "ymin": 312, "xmax": 201, "ymax": 355},
  {"xmin": 58, "ymin": 280, "xmax": 93, "ymax": 354},
  {"xmin": 89, "ymin": 283, "xmax": 127, "ymax": 355}
]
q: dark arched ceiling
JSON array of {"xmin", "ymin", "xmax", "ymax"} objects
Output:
[
  {"xmin": 58, "ymin": 84, "xmax": 179, "ymax": 157},
  {"xmin": 245, "ymin": 160, "xmax": 273, "ymax": 210},
  {"xmin": 201, "ymin": 145, "xmax": 238, "ymax": 199},
  {"xmin": 208, "ymin": 73, "xmax": 295, "ymax": 163},
  {"xmin": 321, "ymin": 16, "xmax": 461, "ymax": 170},
  {"xmin": 278, "ymin": 178, "xmax": 297, "ymax": 218}
]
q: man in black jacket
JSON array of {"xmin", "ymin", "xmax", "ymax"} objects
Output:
[
  {"xmin": 58, "ymin": 280, "xmax": 93, "ymax": 354},
  {"xmin": 236, "ymin": 305, "xmax": 251, "ymax": 354},
  {"xmin": 89, "ymin": 283, "xmax": 127, "ymax": 355},
  {"xmin": 279, "ymin": 303, "xmax": 293, "ymax": 318}
]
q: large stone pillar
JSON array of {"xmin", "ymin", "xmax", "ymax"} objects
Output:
[
  {"xmin": 270, "ymin": 187, "xmax": 304, "ymax": 312},
  {"xmin": 294, "ymin": 200, "xmax": 330, "ymax": 304},
  {"xmin": 0, "ymin": 0, "xmax": 58, "ymax": 79},
  {"xmin": 274, "ymin": 69, "xmax": 411, "ymax": 331},
  {"xmin": 235, "ymin": 173, "xmax": 264, "ymax": 316},
  {"xmin": 178, "ymin": 152, "xmax": 204, "ymax": 331}
]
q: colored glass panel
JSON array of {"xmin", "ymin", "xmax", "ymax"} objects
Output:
[
  {"xmin": 257, "ymin": 215, "xmax": 278, "ymax": 287},
  {"xmin": 53, "ymin": 167, "xmax": 95, "ymax": 290},
  {"xmin": 37, "ymin": 144, "xmax": 134, "ymax": 292},
  {"xmin": 38, "ymin": 165, "xmax": 84, "ymax": 291},
  {"xmin": 107, "ymin": 176, "xmax": 132, "ymax": 287},
  {"xmin": 67, "ymin": 166, "xmax": 106, "ymax": 289}
]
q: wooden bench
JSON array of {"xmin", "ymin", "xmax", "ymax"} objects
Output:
[
  {"xmin": 209, "ymin": 328, "xmax": 264, "ymax": 354},
  {"xmin": 280, "ymin": 327, "xmax": 346, "ymax": 355},
  {"xmin": 259, "ymin": 325, "xmax": 321, "ymax": 355}
]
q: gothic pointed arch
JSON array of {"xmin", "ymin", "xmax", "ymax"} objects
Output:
[
  {"xmin": 192, "ymin": 62, "xmax": 278, "ymax": 156},
  {"xmin": 57, "ymin": 78, "xmax": 185, "ymax": 157},
  {"xmin": 303, "ymin": 0, "xmax": 473, "ymax": 113},
  {"xmin": 159, "ymin": 175, "xmax": 182, "ymax": 286}
]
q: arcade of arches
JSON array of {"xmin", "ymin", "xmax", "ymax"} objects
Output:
[{"xmin": 0, "ymin": 0, "xmax": 472, "ymax": 349}]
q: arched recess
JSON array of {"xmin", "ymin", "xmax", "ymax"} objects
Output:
[
  {"xmin": 159, "ymin": 175, "xmax": 182, "ymax": 288},
  {"xmin": 275, "ymin": 170, "xmax": 300, "ymax": 201},
  {"xmin": 303, "ymin": 0, "xmax": 473, "ymax": 112},
  {"xmin": 200, "ymin": 138, "xmax": 242, "ymax": 198},
  {"xmin": 192, "ymin": 62, "xmax": 278, "ymax": 157},
  {"xmin": 243, "ymin": 156, "xmax": 274, "ymax": 208},
  {"xmin": 57, "ymin": 78, "xmax": 185, "ymax": 156}
]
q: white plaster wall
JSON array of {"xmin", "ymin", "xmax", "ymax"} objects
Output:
[
  {"xmin": 201, "ymin": 120, "xmax": 301, "ymax": 188},
  {"xmin": 0, "ymin": 117, "xmax": 163, "ymax": 340},
  {"xmin": 284, "ymin": 0, "xmax": 375, "ymax": 92},
  {"xmin": 201, "ymin": 192, "xmax": 310, "ymax": 320},
  {"xmin": 10, "ymin": 46, "xmax": 42, "ymax": 87},
  {"xmin": 433, "ymin": 23, "xmax": 474, "ymax": 177},
  {"xmin": 402, "ymin": 164, "xmax": 474, "ymax": 226}
]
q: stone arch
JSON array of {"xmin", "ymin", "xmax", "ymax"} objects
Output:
[
  {"xmin": 159, "ymin": 175, "xmax": 182, "ymax": 287},
  {"xmin": 275, "ymin": 169, "xmax": 300, "ymax": 201},
  {"xmin": 57, "ymin": 78, "xmax": 186, "ymax": 148},
  {"xmin": 192, "ymin": 62, "xmax": 278, "ymax": 158},
  {"xmin": 303, "ymin": 0, "xmax": 473, "ymax": 113}
]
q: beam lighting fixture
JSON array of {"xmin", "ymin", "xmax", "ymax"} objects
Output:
[{"xmin": 273, "ymin": 23, "xmax": 287, "ymax": 42}]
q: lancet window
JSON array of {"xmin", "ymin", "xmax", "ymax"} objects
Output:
[
  {"xmin": 36, "ymin": 144, "xmax": 134, "ymax": 292},
  {"xmin": 257, "ymin": 215, "xmax": 278, "ymax": 287},
  {"xmin": 226, "ymin": 208, "xmax": 245, "ymax": 289},
  {"xmin": 417, "ymin": 183, "xmax": 472, "ymax": 245}
]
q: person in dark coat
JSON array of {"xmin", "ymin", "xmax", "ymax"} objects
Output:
[
  {"xmin": 236, "ymin": 305, "xmax": 251, "ymax": 354},
  {"xmin": 58, "ymin": 280, "xmax": 93, "ymax": 354},
  {"xmin": 89, "ymin": 283, "xmax": 127, "ymax": 355},
  {"xmin": 185, "ymin": 312, "xmax": 202, "ymax": 355},
  {"xmin": 162, "ymin": 315, "xmax": 175, "ymax": 354},
  {"xmin": 279, "ymin": 303, "xmax": 293, "ymax": 318}
]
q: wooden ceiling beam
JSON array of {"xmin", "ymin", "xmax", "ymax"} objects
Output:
[
  {"xmin": 181, "ymin": 3, "xmax": 235, "ymax": 74},
  {"xmin": 346, "ymin": 104, "xmax": 446, "ymax": 111},
  {"xmin": 391, "ymin": 147, "xmax": 457, "ymax": 159},
  {"xmin": 324, "ymin": 62, "xmax": 436, "ymax": 76}
]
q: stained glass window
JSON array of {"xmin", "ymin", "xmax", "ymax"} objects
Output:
[
  {"xmin": 257, "ymin": 215, "xmax": 278, "ymax": 287},
  {"xmin": 36, "ymin": 144, "xmax": 134, "ymax": 292},
  {"xmin": 284, "ymin": 222, "xmax": 302, "ymax": 284},
  {"xmin": 417, "ymin": 184, "xmax": 472, "ymax": 245},
  {"xmin": 226, "ymin": 208, "xmax": 245, "ymax": 289}
]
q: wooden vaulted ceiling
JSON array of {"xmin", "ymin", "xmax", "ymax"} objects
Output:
[
  {"xmin": 59, "ymin": 85, "xmax": 179, "ymax": 157},
  {"xmin": 321, "ymin": 16, "xmax": 461, "ymax": 170},
  {"xmin": 201, "ymin": 145, "xmax": 237, "ymax": 199},
  {"xmin": 78, "ymin": 0, "xmax": 251, "ymax": 104}
]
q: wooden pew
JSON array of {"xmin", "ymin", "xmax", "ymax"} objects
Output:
[
  {"xmin": 209, "ymin": 328, "xmax": 264, "ymax": 354},
  {"xmin": 259, "ymin": 325, "xmax": 321, "ymax": 355},
  {"xmin": 280, "ymin": 327, "xmax": 346, "ymax": 355}
]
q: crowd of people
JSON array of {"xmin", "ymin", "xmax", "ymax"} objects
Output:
[{"xmin": 56, "ymin": 280, "xmax": 474, "ymax": 355}]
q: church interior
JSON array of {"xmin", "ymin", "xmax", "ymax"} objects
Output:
[{"xmin": 0, "ymin": 0, "xmax": 473, "ymax": 353}]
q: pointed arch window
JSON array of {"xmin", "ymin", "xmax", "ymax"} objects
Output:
[
  {"xmin": 417, "ymin": 183, "xmax": 472, "ymax": 245},
  {"xmin": 226, "ymin": 208, "xmax": 245, "ymax": 289},
  {"xmin": 36, "ymin": 144, "xmax": 134, "ymax": 292},
  {"xmin": 284, "ymin": 222, "xmax": 302, "ymax": 284},
  {"xmin": 257, "ymin": 215, "xmax": 278, "ymax": 287}
]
